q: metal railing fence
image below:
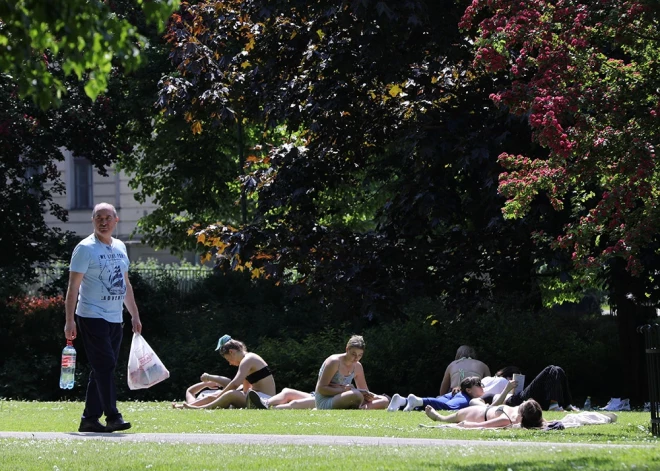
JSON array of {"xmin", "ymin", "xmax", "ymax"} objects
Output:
[{"xmin": 28, "ymin": 266, "xmax": 211, "ymax": 294}]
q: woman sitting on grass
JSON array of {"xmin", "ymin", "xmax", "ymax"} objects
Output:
[
  {"xmin": 313, "ymin": 335, "xmax": 388, "ymax": 410},
  {"xmin": 438, "ymin": 345, "xmax": 491, "ymax": 395},
  {"xmin": 173, "ymin": 334, "xmax": 276, "ymax": 409},
  {"xmin": 424, "ymin": 399, "xmax": 546, "ymax": 429}
]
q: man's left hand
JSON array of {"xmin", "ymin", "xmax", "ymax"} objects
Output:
[{"xmin": 132, "ymin": 316, "xmax": 142, "ymax": 334}]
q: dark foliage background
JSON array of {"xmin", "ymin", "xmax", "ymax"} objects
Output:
[{"xmin": 0, "ymin": 272, "xmax": 625, "ymax": 407}]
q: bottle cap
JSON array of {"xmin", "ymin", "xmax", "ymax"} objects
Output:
[{"xmin": 66, "ymin": 339, "xmax": 73, "ymax": 346}]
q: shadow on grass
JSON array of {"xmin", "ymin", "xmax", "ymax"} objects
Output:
[{"xmin": 431, "ymin": 457, "xmax": 635, "ymax": 471}]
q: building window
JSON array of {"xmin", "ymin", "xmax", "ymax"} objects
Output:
[{"xmin": 73, "ymin": 157, "xmax": 93, "ymax": 209}]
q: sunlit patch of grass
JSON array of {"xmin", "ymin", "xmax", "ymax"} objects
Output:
[
  {"xmin": 0, "ymin": 400, "xmax": 659, "ymax": 445},
  {"xmin": 1, "ymin": 438, "xmax": 659, "ymax": 471},
  {"xmin": 1, "ymin": 400, "xmax": 659, "ymax": 470}
]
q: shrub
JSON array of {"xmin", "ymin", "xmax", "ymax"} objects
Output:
[
  {"xmin": 0, "ymin": 295, "xmax": 79, "ymax": 400},
  {"xmin": 0, "ymin": 273, "xmax": 621, "ymax": 404}
]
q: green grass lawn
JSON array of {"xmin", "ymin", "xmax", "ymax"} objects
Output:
[{"xmin": 2, "ymin": 401, "xmax": 659, "ymax": 470}]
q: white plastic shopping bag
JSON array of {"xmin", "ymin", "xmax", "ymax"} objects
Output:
[{"xmin": 127, "ymin": 333, "xmax": 170, "ymax": 390}]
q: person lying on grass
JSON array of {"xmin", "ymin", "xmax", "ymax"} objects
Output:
[
  {"xmin": 398, "ymin": 365, "xmax": 580, "ymax": 414},
  {"xmin": 485, "ymin": 365, "xmax": 579, "ymax": 412},
  {"xmin": 423, "ymin": 399, "xmax": 545, "ymax": 429},
  {"xmin": 248, "ymin": 386, "xmax": 391, "ymax": 410},
  {"xmin": 388, "ymin": 376, "xmax": 490, "ymax": 412},
  {"xmin": 173, "ymin": 334, "xmax": 276, "ymax": 409},
  {"xmin": 171, "ymin": 374, "xmax": 232, "ymax": 409}
]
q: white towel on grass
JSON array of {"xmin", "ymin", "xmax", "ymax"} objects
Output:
[{"xmin": 419, "ymin": 411, "xmax": 615, "ymax": 430}]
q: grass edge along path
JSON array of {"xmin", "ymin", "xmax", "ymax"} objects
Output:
[{"xmin": 0, "ymin": 430, "xmax": 656, "ymax": 448}]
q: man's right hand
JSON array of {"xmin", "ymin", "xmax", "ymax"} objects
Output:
[{"xmin": 64, "ymin": 321, "xmax": 77, "ymax": 341}]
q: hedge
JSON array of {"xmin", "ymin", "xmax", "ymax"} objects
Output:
[{"xmin": 0, "ymin": 271, "xmax": 621, "ymax": 406}]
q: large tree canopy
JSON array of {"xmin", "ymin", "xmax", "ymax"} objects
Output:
[
  {"xmin": 0, "ymin": 0, "xmax": 179, "ymax": 108},
  {"xmin": 0, "ymin": 0, "xmax": 179, "ymax": 294},
  {"xmin": 110, "ymin": 38, "xmax": 253, "ymax": 254},
  {"xmin": 158, "ymin": 0, "xmax": 554, "ymax": 317},
  {"xmin": 461, "ymin": 0, "xmax": 660, "ymax": 402},
  {"xmin": 0, "ymin": 74, "xmax": 123, "ymax": 296}
]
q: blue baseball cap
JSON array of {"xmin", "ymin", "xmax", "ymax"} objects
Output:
[{"xmin": 216, "ymin": 334, "xmax": 232, "ymax": 351}]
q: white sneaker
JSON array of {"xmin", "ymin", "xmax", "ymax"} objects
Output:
[
  {"xmin": 619, "ymin": 398, "xmax": 631, "ymax": 411},
  {"xmin": 403, "ymin": 394, "xmax": 423, "ymax": 412},
  {"xmin": 387, "ymin": 393, "xmax": 407, "ymax": 412},
  {"xmin": 601, "ymin": 398, "xmax": 622, "ymax": 411}
]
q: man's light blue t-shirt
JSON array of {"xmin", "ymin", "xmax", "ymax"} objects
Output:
[{"xmin": 70, "ymin": 234, "xmax": 129, "ymax": 323}]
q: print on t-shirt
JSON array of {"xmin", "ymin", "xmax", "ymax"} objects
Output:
[{"xmin": 99, "ymin": 252, "xmax": 127, "ymax": 297}]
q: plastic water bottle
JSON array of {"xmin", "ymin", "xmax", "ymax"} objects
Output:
[
  {"xmin": 583, "ymin": 396, "xmax": 592, "ymax": 411},
  {"xmin": 59, "ymin": 340, "xmax": 76, "ymax": 389}
]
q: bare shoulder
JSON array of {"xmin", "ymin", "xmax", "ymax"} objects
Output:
[
  {"xmin": 321, "ymin": 355, "xmax": 341, "ymax": 371},
  {"xmin": 247, "ymin": 352, "xmax": 268, "ymax": 363},
  {"xmin": 244, "ymin": 352, "xmax": 267, "ymax": 368},
  {"xmin": 325, "ymin": 354, "xmax": 341, "ymax": 364}
]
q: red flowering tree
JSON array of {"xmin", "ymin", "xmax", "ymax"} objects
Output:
[{"xmin": 461, "ymin": 0, "xmax": 660, "ymax": 402}]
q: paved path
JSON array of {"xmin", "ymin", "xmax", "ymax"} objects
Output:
[{"xmin": 0, "ymin": 431, "xmax": 651, "ymax": 448}]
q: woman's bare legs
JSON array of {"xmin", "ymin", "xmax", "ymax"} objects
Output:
[
  {"xmin": 361, "ymin": 394, "xmax": 389, "ymax": 410},
  {"xmin": 425, "ymin": 405, "xmax": 460, "ymax": 422},
  {"xmin": 274, "ymin": 397, "xmax": 317, "ymax": 409},
  {"xmin": 266, "ymin": 388, "xmax": 316, "ymax": 409},
  {"xmin": 268, "ymin": 388, "xmax": 309, "ymax": 406},
  {"xmin": 330, "ymin": 389, "xmax": 364, "ymax": 409}
]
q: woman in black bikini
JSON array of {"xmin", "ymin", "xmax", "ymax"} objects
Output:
[
  {"xmin": 176, "ymin": 334, "xmax": 276, "ymax": 409},
  {"xmin": 423, "ymin": 399, "xmax": 545, "ymax": 428}
]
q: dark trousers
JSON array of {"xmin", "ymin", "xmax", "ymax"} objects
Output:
[
  {"xmin": 507, "ymin": 365, "xmax": 573, "ymax": 410},
  {"xmin": 76, "ymin": 315, "xmax": 123, "ymax": 421}
]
